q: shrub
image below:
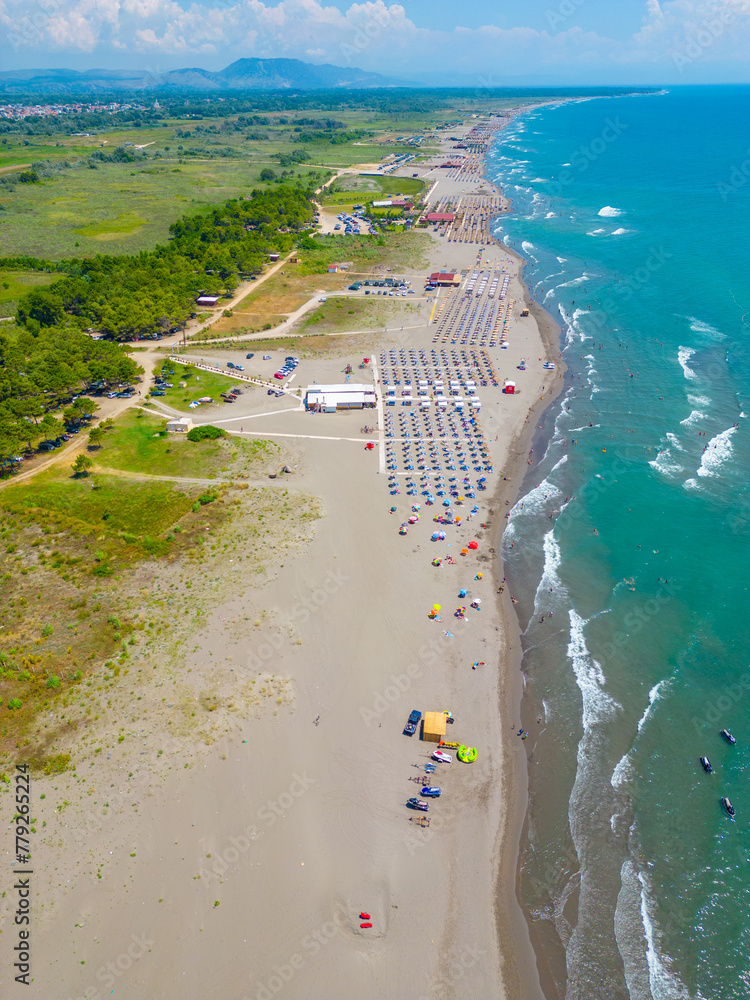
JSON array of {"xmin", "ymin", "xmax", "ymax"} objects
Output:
[
  {"xmin": 8, "ymin": 698, "xmax": 22, "ymax": 710},
  {"xmin": 187, "ymin": 425, "xmax": 226, "ymax": 442},
  {"xmin": 46, "ymin": 675, "xmax": 60, "ymax": 689}
]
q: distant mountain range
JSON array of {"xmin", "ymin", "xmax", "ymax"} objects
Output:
[{"xmin": 0, "ymin": 58, "xmax": 407, "ymax": 93}]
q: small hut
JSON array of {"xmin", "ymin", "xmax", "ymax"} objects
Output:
[{"xmin": 422, "ymin": 711, "xmax": 447, "ymax": 743}]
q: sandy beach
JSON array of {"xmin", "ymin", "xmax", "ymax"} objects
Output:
[{"xmin": 5, "ymin": 111, "xmax": 564, "ymax": 1000}]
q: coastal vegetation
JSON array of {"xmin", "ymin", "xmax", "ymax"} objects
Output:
[{"xmin": 0, "ymin": 324, "xmax": 141, "ymax": 467}]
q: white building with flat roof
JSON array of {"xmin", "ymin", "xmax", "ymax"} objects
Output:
[{"xmin": 305, "ymin": 384, "xmax": 376, "ymax": 412}]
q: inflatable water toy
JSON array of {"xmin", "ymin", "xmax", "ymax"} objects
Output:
[{"xmin": 457, "ymin": 744, "xmax": 478, "ymax": 763}]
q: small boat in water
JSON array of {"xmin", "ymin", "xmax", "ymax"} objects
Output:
[
  {"xmin": 721, "ymin": 796, "xmax": 735, "ymax": 817},
  {"xmin": 700, "ymin": 756, "xmax": 713, "ymax": 773},
  {"xmin": 719, "ymin": 729, "xmax": 737, "ymax": 745}
]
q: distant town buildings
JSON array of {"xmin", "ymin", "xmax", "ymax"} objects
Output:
[{"xmin": 0, "ymin": 102, "xmax": 147, "ymax": 121}]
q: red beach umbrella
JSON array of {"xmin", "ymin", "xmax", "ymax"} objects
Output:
[{"xmin": 468, "ymin": 540, "xmax": 479, "ymax": 550}]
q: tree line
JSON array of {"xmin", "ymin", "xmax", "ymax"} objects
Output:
[
  {"xmin": 14, "ymin": 186, "xmax": 314, "ymax": 341},
  {"xmin": 0, "ymin": 326, "xmax": 141, "ymax": 467}
]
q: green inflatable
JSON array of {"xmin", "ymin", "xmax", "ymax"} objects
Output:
[{"xmin": 457, "ymin": 744, "xmax": 478, "ymax": 763}]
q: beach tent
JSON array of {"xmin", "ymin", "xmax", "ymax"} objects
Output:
[{"xmin": 504, "ymin": 381, "xmax": 516, "ymax": 394}]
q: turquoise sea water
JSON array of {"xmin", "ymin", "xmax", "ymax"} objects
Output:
[{"xmin": 490, "ymin": 87, "xmax": 750, "ymax": 999}]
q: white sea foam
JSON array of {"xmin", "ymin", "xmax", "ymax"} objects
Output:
[
  {"xmin": 587, "ymin": 228, "xmax": 606, "ymax": 236},
  {"xmin": 545, "ymin": 211, "xmax": 556, "ymax": 218},
  {"xmin": 665, "ymin": 432, "xmax": 683, "ymax": 451},
  {"xmin": 637, "ymin": 679, "xmax": 672, "ymax": 733},
  {"xmin": 677, "ymin": 346, "xmax": 697, "ymax": 381},
  {"xmin": 639, "ymin": 872, "xmax": 692, "ymax": 999},
  {"xmin": 679, "ymin": 409, "xmax": 706, "ymax": 428},
  {"xmin": 598, "ymin": 205, "xmax": 624, "ymax": 217},
  {"xmin": 556, "ymin": 256, "xmax": 568, "ymax": 263},
  {"xmin": 615, "ymin": 858, "xmax": 657, "ymax": 1000},
  {"xmin": 521, "ymin": 241, "xmax": 536, "ymax": 255},
  {"xmin": 697, "ymin": 425, "xmax": 736, "ymax": 478},
  {"xmin": 533, "ymin": 530, "xmax": 568, "ymax": 616},
  {"xmin": 509, "ymin": 479, "xmax": 563, "ymax": 520},
  {"xmin": 687, "ymin": 316, "xmax": 724, "ymax": 339},
  {"xmin": 611, "ymin": 227, "xmax": 630, "ymax": 235},
  {"xmin": 688, "ymin": 393, "xmax": 711, "ymax": 407},
  {"xmin": 649, "ymin": 448, "xmax": 682, "ymax": 477},
  {"xmin": 611, "ymin": 752, "xmax": 635, "ymax": 791},
  {"xmin": 568, "ymin": 611, "xmax": 621, "ymax": 733}
]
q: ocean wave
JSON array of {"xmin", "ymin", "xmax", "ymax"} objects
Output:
[
  {"xmin": 611, "ymin": 228, "xmax": 630, "ymax": 235},
  {"xmin": 598, "ymin": 206, "xmax": 624, "ymax": 217},
  {"xmin": 509, "ymin": 479, "xmax": 563, "ymax": 520},
  {"xmin": 687, "ymin": 316, "xmax": 724, "ymax": 339},
  {"xmin": 697, "ymin": 425, "xmax": 736, "ymax": 478},
  {"xmin": 611, "ymin": 753, "xmax": 635, "ymax": 791},
  {"xmin": 688, "ymin": 393, "xmax": 711, "ymax": 407},
  {"xmin": 665, "ymin": 432, "xmax": 684, "ymax": 451},
  {"xmin": 639, "ymin": 872, "xmax": 692, "ymax": 1000},
  {"xmin": 637, "ymin": 678, "xmax": 672, "ymax": 733},
  {"xmin": 649, "ymin": 448, "xmax": 683, "ymax": 477},
  {"xmin": 679, "ymin": 409, "xmax": 707, "ymax": 428},
  {"xmin": 522, "ymin": 241, "xmax": 536, "ymax": 256},
  {"xmin": 545, "ymin": 211, "xmax": 556, "ymax": 218},
  {"xmin": 533, "ymin": 530, "xmax": 568, "ymax": 615},
  {"xmin": 587, "ymin": 228, "xmax": 606, "ymax": 236},
  {"xmin": 568, "ymin": 611, "xmax": 621, "ymax": 732},
  {"xmin": 677, "ymin": 346, "xmax": 697, "ymax": 381}
]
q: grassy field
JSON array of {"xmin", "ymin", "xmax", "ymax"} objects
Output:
[
  {"xmin": 147, "ymin": 364, "xmax": 251, "ymax": 412},
  {"xmin": 297, "ymin": 231, "xmax": 432, "ymax": 276},
  {"xmin": 0, "ymin": 158, "xmax": 325, "ymax": 259},
  {"xmin": 199, "ymin": 267, "xmax": 345, "ymax": 338},
  {"xmin": 0, "ymin": 270, "xmax": 61, "ymax": 317},
  {"xmin": 94, "ymin": 410, "xmax": 279, "ymax": 478},
  {"xmin": 321, "ymin": 174, "xmax": 425, "ymax": 208},
  {"xmin": 0, "ymin": 98, "xmax": 458, "ymax": 259},
  {"xmin": 303, "ymin": 296, "xmax": 423, "ymax": 333}
]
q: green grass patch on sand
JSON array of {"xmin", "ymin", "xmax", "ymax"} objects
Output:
[
  {"xmin": 0, "ymin": 270, "xmax": 61, "ymax": 318},
  {"xmin": 93, "ymin": 410, "xmax": 279, "ymax": 478},
  {"xmin": 322, "ymin": 175, "xmax": 425, "ymax": 206},
  {"xmin": 303, "ymin": 296, "xmax": 422, "ymax": 334},
  {"xmin": 148, "ymin": 363, "xmax": 251, "ymax": 412},
  {"xmin": 0, "ymin": 467, "xmax": 199, "ymax": 538},
  {"xmin": 299, "ymin": 231, "xmax": 430, "ymax": 275}
]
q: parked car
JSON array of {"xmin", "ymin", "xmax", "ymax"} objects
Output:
[
  {"xmin": 431, "ymin": 750, "xmax": 452, "ymax": 764},
  {"xmin": 421, "ymin": 787, "xmax": 442, "ymax": 797},
  {"xmin": 274, "ymin": 371, "xmax": 285, "ymax": 379},
  {"xmin": 227, "ymin": 361, "xmax": 236, "ymax": 369},
  {"xmin": 234, "ymin": 364, "xmax": 244, "ymax": 371},
  {"xmin": 246, "ymin": 353, "xmax": 254, "ymax": 359},
  {"xmin": 406, "ymin": 798, "xmax": 429, "ymax": 812},
  {"xmin": 274, "ymin": 390, "xmax": 285, "ymax": 397},
  {"xmin": 151, "ymin": 390, "xmax": 165, "ymax": 396},
  {"xmin": 403, "ymin": 709, "xmax": 421, "ymax": 737}
]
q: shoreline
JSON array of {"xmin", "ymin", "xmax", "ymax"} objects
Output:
[{"xmin": 474, "ymin": 116, "xmax": 570, "ymax": 1000}]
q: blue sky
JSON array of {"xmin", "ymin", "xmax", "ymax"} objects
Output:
[{"xmin": 0, "ymin": 0, "xmax": 748, "ymax": 84}]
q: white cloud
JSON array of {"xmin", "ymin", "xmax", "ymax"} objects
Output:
[{"xmin": 0, "ymin": 0, "xmax": 748, "ymax": 78}]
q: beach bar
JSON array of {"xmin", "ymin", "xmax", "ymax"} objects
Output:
[{"xmin": 422, "ymin": 711, "xmax": 448, "ymax": 743}]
